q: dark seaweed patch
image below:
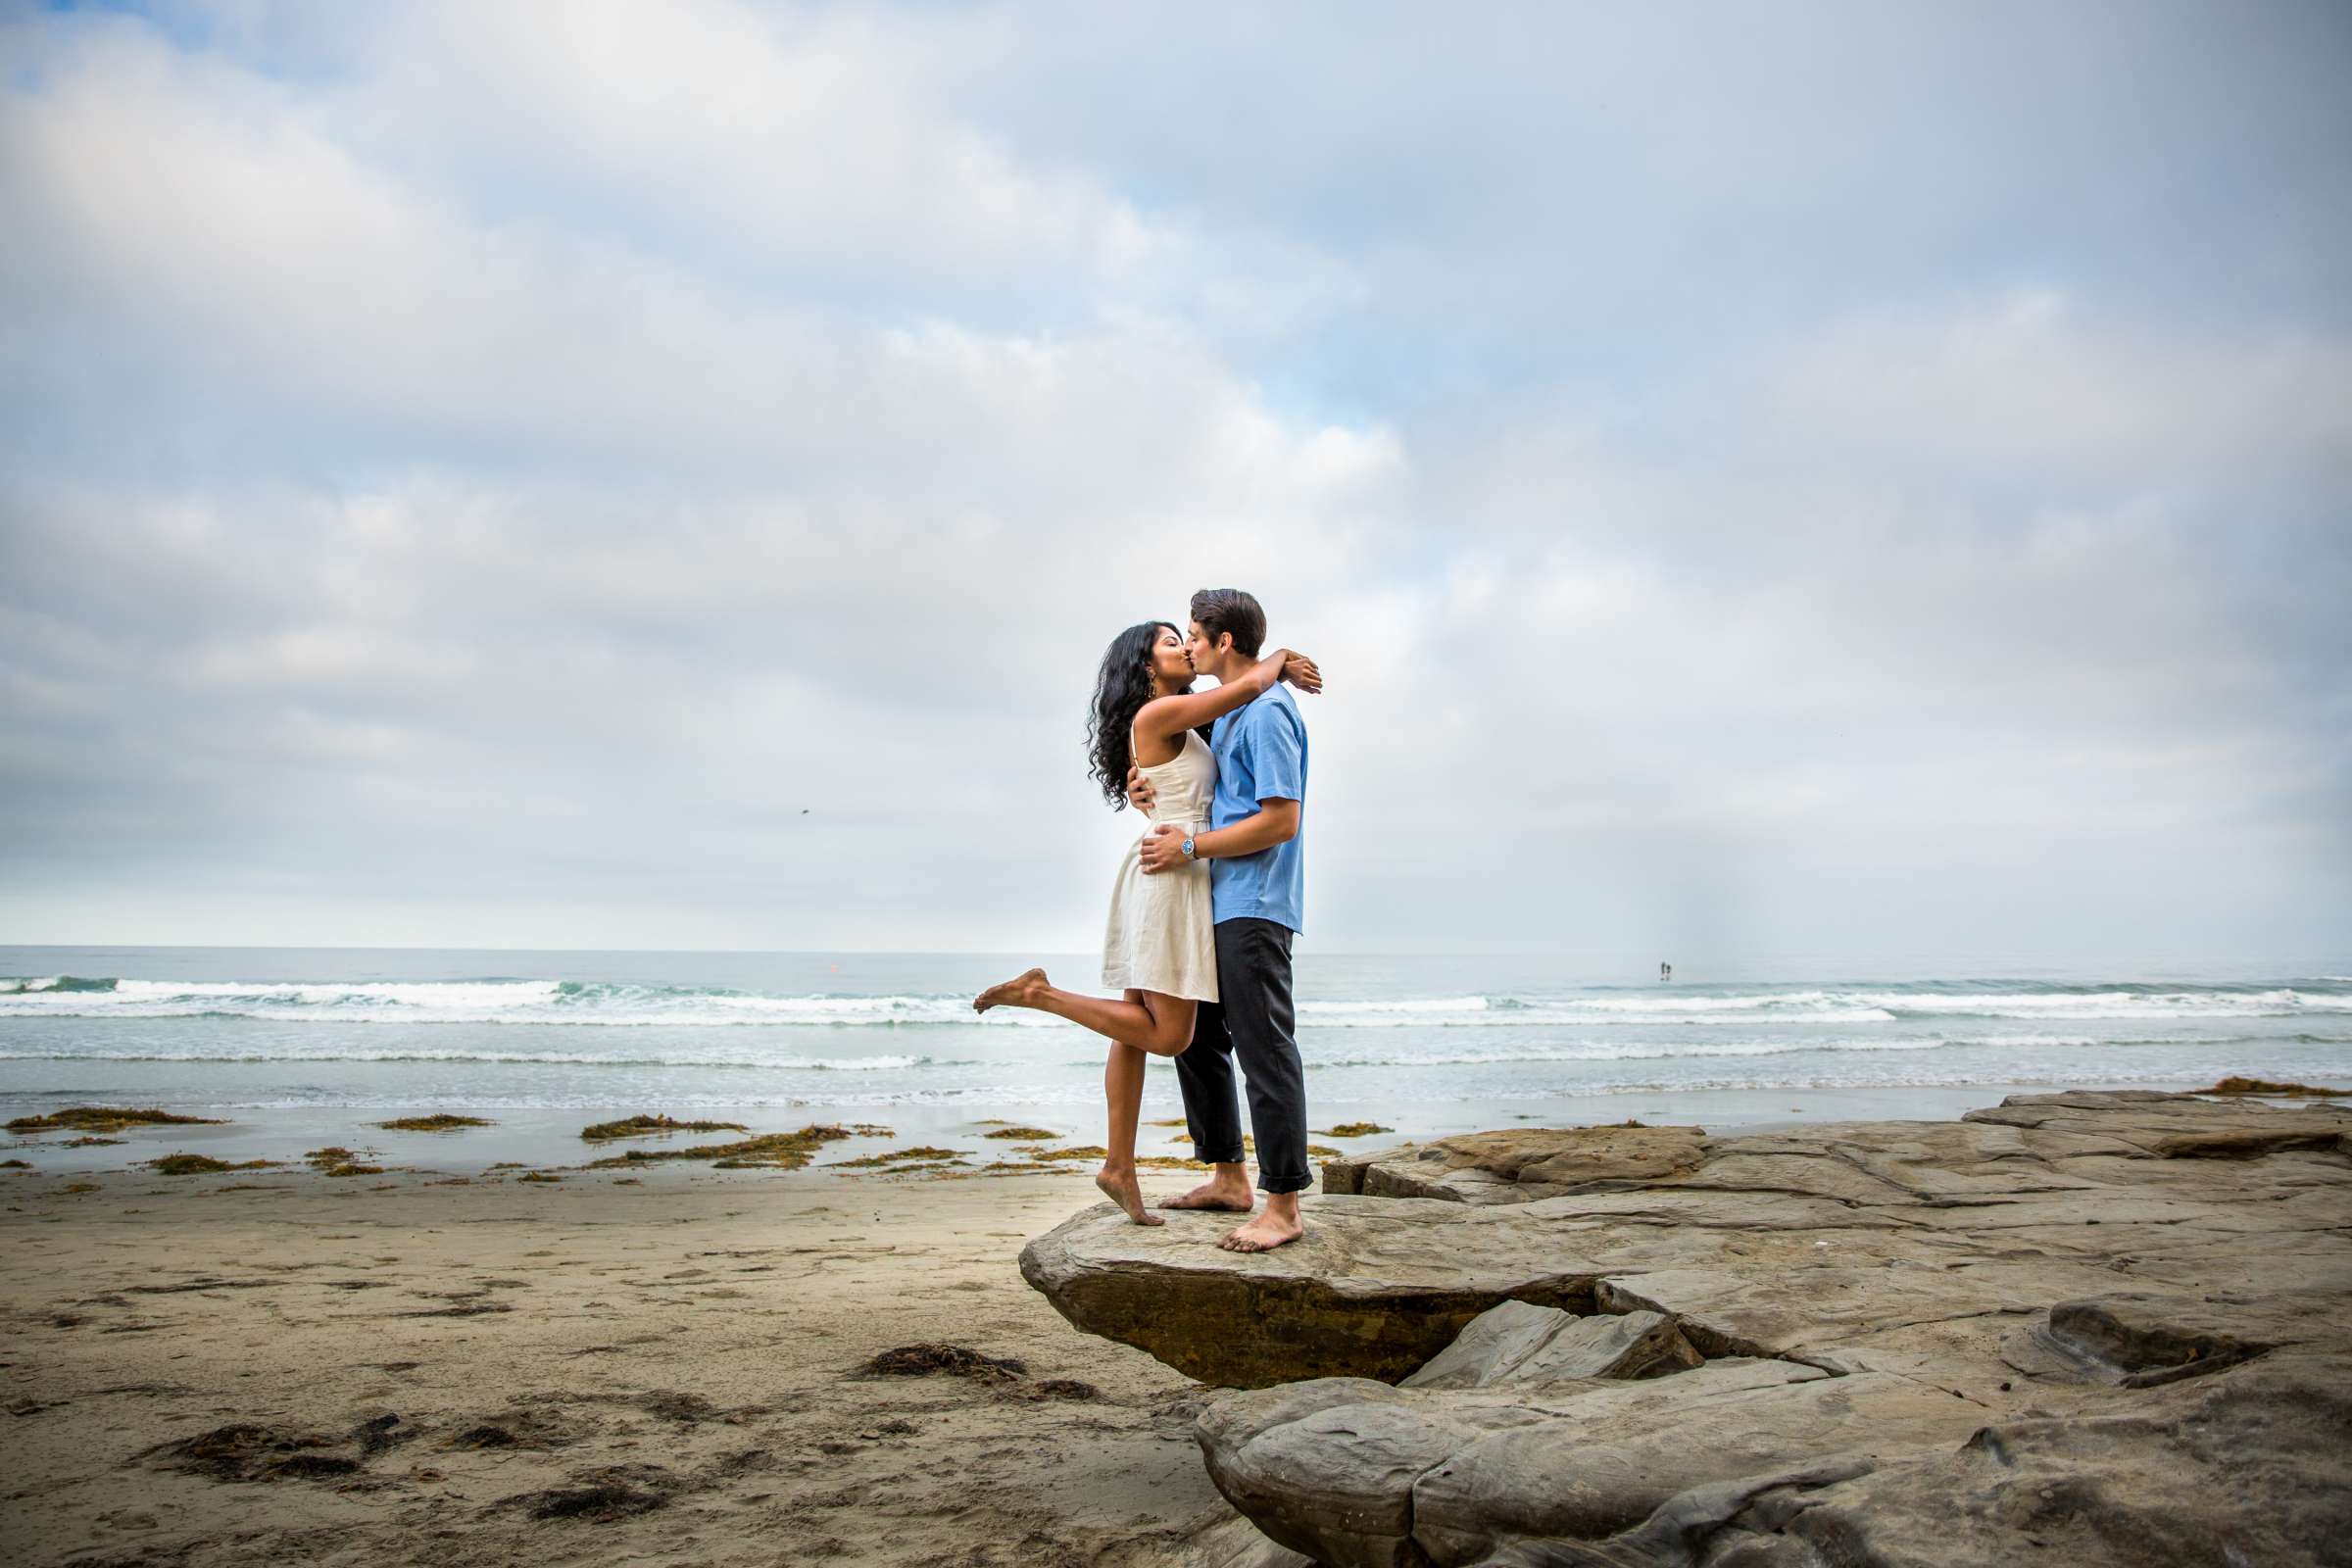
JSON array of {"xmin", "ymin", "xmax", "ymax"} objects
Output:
[
  {"xmin": 148, "ymin": 1154, "xmax": 278, "ymax": 1175},
  {"xmin": 10, "ymin": 1106, "xmax": 223, "ymax": 1134},
  {"xmin": 578, "ymin": 1113, "xmax": 750, "ymax": 1142},
  {"xmin": 861, "ymin": 1344, "xmax": 1028, "ymax": 1384},
  {"xmin": 144, "ymin": 1422, "xmax": 356, "ymax": 1483}
]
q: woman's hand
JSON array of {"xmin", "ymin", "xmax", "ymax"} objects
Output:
[{"xmin": 1280, "ymin": 650, "xmax": 1323, "ymax": 695}]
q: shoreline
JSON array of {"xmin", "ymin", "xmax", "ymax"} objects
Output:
[{"xmin": 0, "ymin": 1078, "xmax": 2278, "ymax": 1180}]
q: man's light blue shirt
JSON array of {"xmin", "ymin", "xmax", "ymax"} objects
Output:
[{"xmin": 1208, "ymin": 682, "xmax": 1307, "ymax": 934}]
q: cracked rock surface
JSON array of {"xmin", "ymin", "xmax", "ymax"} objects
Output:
[
  {"xmin": 1321, "ymin": 1124, "xmax": 1713, "ymax": 1203},
  {"xmin": 1019, "ymin": 1092, "xmax": 2352, "ymax": 1565},
  {"xmin": 1397, "ymin": 1300, "xmax": 1702, "ymax": 1389}
]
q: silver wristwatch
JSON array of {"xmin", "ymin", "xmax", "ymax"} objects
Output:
[{"xmin": 1180, "ymin": 836, "xmax": 1198, "ymax": 860}]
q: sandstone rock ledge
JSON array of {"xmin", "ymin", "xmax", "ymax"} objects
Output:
[
  {"xmin": 1200, "ymin": 1334, "xmax": 2352, "ymax": 1568},
  {"xmin": 1018, "ymin": 1092, "xmax": 2352, "ymax": 1566}
]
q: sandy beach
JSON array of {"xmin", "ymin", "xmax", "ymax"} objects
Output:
[
  {"xmin": 0, "ymin": 1159, "xmax": 1239, "ymax": 1568},
  {"xmin": 5, "ymin": 1087, "xmax": 2350, "ymax": 1566}
]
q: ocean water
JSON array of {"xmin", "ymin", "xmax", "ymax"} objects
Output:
[{"xmin": 4, "ymin": 948, "xmax": 2347, "ymax": 1143}]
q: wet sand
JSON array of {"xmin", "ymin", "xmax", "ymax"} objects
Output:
[
  {"xmin": 0, "ymin": 1084, "xmax": 2051, "ymax": 1179},
  {"xmin": 0, "ymin": 1162, "xmax": 1238, "ymax": 1568}
]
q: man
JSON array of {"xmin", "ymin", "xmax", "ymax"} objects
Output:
[{"xmin": 1133, "ymin": 587, "xmax": 1311, "ymax": 1252}]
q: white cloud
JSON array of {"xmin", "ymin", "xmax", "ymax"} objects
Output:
[
  {"xmin": 1766, "ymin": 291, "xmax": 2352, "ymax": 475},
  {"xmin": 0, "ymin": 2, "xmax": 2345, "ymax": 959}
]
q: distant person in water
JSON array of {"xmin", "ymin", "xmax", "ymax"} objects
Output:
[
  {"xmin": 1661, "ymin": 961, "xmax": 1672, "ymax": 983},
  {"xmin": 1125, "ymin": 588, "xmax": 1317, "ymax": 1253},
  {"xmin": 975, "ymin": 603, "xmax": 1318, "ymax": 1238}
]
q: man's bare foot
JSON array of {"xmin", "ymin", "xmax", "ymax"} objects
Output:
[
  {"xmin": 1158, "ymin": 1177, "xmax": 1254, "ymax": 1212},
  {"xmin": 1218, "ymin": 1210, "xmax": 1305, "ymax": 1252},
  {"xmin": 973, "ymin": 967, "xmax": 1047, "ymax": 1013},
  {"xmin": 1095, "ymin": 1166, "xmax": 1164, "ymax": 1226}
]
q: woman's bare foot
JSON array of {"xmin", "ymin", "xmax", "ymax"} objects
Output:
[
  {"xmin": 1158, "ymin": 1173, "xmax": 1255, "ymax": 1211},
  {"xmin": 973, "ymin": 967, "xmax": 1048, "ymax": 1013},
  {"xmin": 1095, "ymin": 1165, "xmax": 1164, "ymax": 1226},
  {"xmin": 1218, "ymin": 1209, "xmax": 1304, "ymax": 1252}
]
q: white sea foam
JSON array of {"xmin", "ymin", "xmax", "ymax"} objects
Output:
[
  {"xmin": 1308, "ymin": 1037, "xmax": 1987, "ymax": 1068},
  {"xmin": 0, "ymin": 979, "xmax": 1062, "ymax": 1028},
  {"xmin": 1856, "ymin": 989, "xmax": 2326, "ymax": 1019},
  {"xmin": 190, "ymin": 1062, "xmax": 2285, "ymax": 1113},
  {"xmin": 1300, "ymin": 996, "xmax": 1491, "ymax": 1015},
  {"xmin": 18, "ymin": 1026, "xmax": 2284, "ymax": 1075},
  {"xmin": 0, "ymin": 1049, "xmax": 945, "ymax": 1070},
  {"xmin": 2, "ymin": 976, "xmax": 2343, "ymax": 1030},
  {"xmin": 10, "ymin": 956, "xmax": 2341, "ymax": 1136}
]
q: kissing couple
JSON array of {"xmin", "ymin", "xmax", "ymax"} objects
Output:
[{"xmin": 976, "ymin": 588, "xmax": 1318, "ymax": 1252}]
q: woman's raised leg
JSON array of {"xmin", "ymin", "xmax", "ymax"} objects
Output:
[{"xmin": 973, "ymin": 969, "xmax": 1197, "ymax": 1057}]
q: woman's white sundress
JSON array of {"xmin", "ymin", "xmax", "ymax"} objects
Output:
[{"xmin": 1101, "ymin": 728, "xmax": 1219, "ymax": 1003}]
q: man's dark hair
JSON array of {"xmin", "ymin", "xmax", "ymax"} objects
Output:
[{"xmin": 1189, "ymin": 588, "xmax": 1266, "ymax": 660}]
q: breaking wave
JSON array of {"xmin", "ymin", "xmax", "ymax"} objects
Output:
[{"xmin": 3, "ymin": 975, "xmax": 2345, "ymax": 1029}]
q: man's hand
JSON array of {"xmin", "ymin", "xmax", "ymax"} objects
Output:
[
  {"xmin": 1138, "ymin": 822, "xmax": 1188, "ymax": 875},
  {"xmin": 1126, "ymin": 764, "xmax": 1157, "ymax": 813}
]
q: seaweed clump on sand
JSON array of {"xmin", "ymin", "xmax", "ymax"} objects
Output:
[
  {"xmin": 862, "ymin": 1344, "xmax": 1028, "ymax": 1383},
  {"xmin": 1317, "ymin": 1122, "xmax": 1393, "ymax": 1138},
  {"xmin": 499, "ymin": 1464, "xmax": 683, "ymax": 1522},
  {"xmin": 9, "ymin": 1106, "xmax": 225, "ymax": 1134},
  {"xmin": 975, "ymin": 1141, "xmax": 1296, "ymax": 1177},
  {"xmin": 977, "ymin": 1144, "xmax": 1207, "ymax": 1175},
  {"xmin": 983, "ymin": 1126, "xmax": 1061, "ymax": 1141},
  {"xmin": 1026, "ymin": 1145, "xmax": 1110, "ymax": 1162},
  {"xmin": 149, "ymin": 1153, "xmax": 279, "ymax": 1175},
  {"xmin": 578, "ymin": 1113, "xmax": 751, "ymax": 1143},
  {"xmin": 144, "ymin": 1422, "xmax": 360, "ymax": 1483},
  {"xmin": 304, "ymin": 1148, "xmax": 385, "ymax": 1177},
  {"xmin": 2199, "ymin": 1077, "xmax": 2349, "ymax": 1098},
  {"xmin": 376, "ymin": 1114, "xmax": 495, "ymax": 1132},
  {"xmin": 827, "ymin": 1146, "xmax": 969, "ymax": 1170},
  {"xmin": 517, "ymin": 1171, "xmax": 564, "ymax": 1183},
  {"xmin": 860, "ymin": 1343, "xmax": 1098, "ymax": 1401},
  {"xmin": 586, "ymin": 1124, "xmax": 853, "ymax": 1171}
]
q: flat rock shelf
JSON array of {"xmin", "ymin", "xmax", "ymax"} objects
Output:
[{"xmin": 1020, "ymin": 1091, "xmax": 2352, "ymax": 1568}]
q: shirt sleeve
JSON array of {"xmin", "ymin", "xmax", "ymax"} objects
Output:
[{"xmin": 1243, "ymin": 703, "xmax": 1305, "ymax": 804}]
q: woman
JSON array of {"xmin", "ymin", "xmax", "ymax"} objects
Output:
[{"xmin": 975, "ymin": 622, "xmax": 1319, "ymax": 1224}]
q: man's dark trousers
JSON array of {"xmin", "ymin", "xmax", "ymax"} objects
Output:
[{"xmin": 1176, "ymin": 917, "xmax": 1309, "ymax": 1194}]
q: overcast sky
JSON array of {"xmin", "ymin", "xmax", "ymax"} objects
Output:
[{"xmin": 3, "ymin": 1, "xmax": 2347, "ymax": 963}]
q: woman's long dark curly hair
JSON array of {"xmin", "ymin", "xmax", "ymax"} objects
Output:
[{"xmin": 1087, "ymin": 621, "xmax": 1180, "ymax": 809}]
